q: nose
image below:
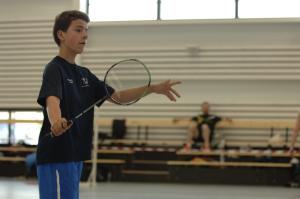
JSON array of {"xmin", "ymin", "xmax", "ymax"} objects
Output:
[
  {"xmin": 83, "ymin": 34, "xmax": 88, "ymax": 40},
  {"xmin": 83, "ymin": 29, "xmax": 88, "ymax": 39}
]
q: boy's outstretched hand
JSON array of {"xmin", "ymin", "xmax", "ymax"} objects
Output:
[{"xmin": 151, "ymin": 80, "xmax": 181, "ymax": 101}]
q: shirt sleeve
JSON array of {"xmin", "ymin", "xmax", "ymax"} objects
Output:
[
  {"xmin": 37, "ymin": 64, "xmax": 62, "ymax": 108},
  {"xmin": 90, "ymin": 73, "xmax": 115, "ymax": 107},
  {"xmin": 191, "ymin": 116, "xmax": 199, "ymax": 122},
  {"xmin": 213, "ymin": 116, "xmax": 222, "ymax": 124},
  {"xmin": 191, "ymin": 115, "xmax": 203, "ymax": 123}
]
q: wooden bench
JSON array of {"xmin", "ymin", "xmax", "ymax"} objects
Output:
[
  {"xmin": 0, "ymin": 156, "xmax": 25, "ymax": 162},
  {"xmin": 85, "ymin": 159, "xmax": 125, "ymax": 164},
  {"xmin": 0, "ymin": 147, "xmax": 35, "ymax": 164},
  {"xmin": 0, "ymin": 146, "xmax": 36, "ymax": 153},
  {"xmin": 95, "ymin": 118, "xmax": 295, "ymax": 130},
  {"xmin": 107, "ymin": 139, "xmax": 183, "ymax": 146},
  {"xmin": 167, "ymin": 160, "xmax": 291, "ymax": 168},
  {"xmin": 177, "ymin": 149, "xmax": 300, "ymax": 158},
  {"xmin": 167, "ymin": 159, "xmax": 292, "ymax": 185},
  {"xmin": 95, "ymin": 118, "xmax": 297, "ymax": 148},
  {"xmin": 97, "ymin": 148, "xmax": 134, "ymax": 154}
]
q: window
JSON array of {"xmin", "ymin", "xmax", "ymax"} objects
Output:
[
  {"xmin": 239, "ymin": 0, "xmax": 300, "ymax": 18},
  {"xmin": 88, "ymin": 0, "xmax": 157, "ymax": 21},
  {"xmin": 0, "ymin": 112, "xmax": 9, "ymax": 120},
  {"xmin": 11, "ymin": 111, "xmax": 43, "ymax": 146},
  {"xmin": 161, "ymin": 0, "xmax": 235, "ymax": 20},
  {"xmin": 0, "ymin": 112, "xmax": 9, "ymax": 144},
  {"xmin": 83, "ymin": 0, "xmax": 300, "ymax": 21},
  {"xmin": 80, "ymin": 0, "xmax": 88, "ymax": 13}
]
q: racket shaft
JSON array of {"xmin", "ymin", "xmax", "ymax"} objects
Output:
[{"xmin": 69, "ymin": 96, "xmax": 107, "ymax": 123}]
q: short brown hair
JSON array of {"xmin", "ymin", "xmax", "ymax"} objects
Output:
[{"xmin": 53, "ymin": 10, "xmax": 90, "ymax": 46}]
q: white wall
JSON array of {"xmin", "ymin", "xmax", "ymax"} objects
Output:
[
  {"xmin": 87, "ymin": 19, "xmax": 300, "ymax": 48},
  {"xmin": 0, "ymin": 0, "xmax": 79, "ymax": 20}
]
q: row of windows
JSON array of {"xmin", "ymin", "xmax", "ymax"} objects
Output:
[
  {"xmin": 0, "ymin": 111, "xmax": 42, "ymax": 146},
  {"xmin": 80, "ymin": 0, "xmax": 300, "ymax": 22}
]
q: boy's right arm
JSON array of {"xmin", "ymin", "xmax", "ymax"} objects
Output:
[{"xmin": 46, "ymin": 96, "xmax": 71, "ymax": 136}]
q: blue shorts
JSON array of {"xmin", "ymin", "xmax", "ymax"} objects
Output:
[{"xmin": 37, "ymin": 162, "xmax": 83, "ymax": 199}]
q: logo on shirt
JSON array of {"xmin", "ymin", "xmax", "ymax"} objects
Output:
[
  {"xmin": 67, "ymin": 79, "xmax": 74, "ymax": 84},
  {"xmin": 81, "ymin": 77, "xmax": 89, "ymax": 87}
]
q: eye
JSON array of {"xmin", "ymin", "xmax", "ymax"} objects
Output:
[{"xmin": 75, "ymin": 29, "xmax": 82, "ymax": 33}]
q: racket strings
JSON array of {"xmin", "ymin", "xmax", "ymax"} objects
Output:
[{"xmin": 104, "ymin": 59, "xmax": 151, "ymax": 105}]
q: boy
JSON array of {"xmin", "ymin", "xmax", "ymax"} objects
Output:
[{"xmin": 37, "ymin": 10, "xmax": 181, "ymax": 199}]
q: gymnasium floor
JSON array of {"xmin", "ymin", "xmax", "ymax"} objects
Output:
[{"xmin": 0, "ymin": 178, "xmax": 298, "ymax": 199}]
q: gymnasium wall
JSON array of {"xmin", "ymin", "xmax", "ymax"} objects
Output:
[
  {"xmin": 0, "ymin": 0, "xmax": 79, "ymax": 20},
  {"xmin": 86, "ymin": 19, "xmax": 300, "ymax": 121}
]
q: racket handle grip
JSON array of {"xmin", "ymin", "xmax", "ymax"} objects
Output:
[
  {"xmin": 43, "ymin": 119, "xmax": 74, "ymax": 139},
  {"xmin": 49, "ymin": 131, "xmax": 55, "ymax": 138},
  {"xmin": 47, "ymin": 120, "xmax": 73, "ymax": 138},
  {"xmin": 67, "ymin": 119, "xmax": 73, "ymax": 126}
]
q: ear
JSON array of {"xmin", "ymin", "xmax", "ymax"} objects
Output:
[{"xmin": 57, "ymin": 30, "xmax": 65, "ymax": 42}]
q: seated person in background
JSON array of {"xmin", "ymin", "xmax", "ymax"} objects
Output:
[
  {"xmin": 184, "ymin": 101, "xmax": 230, "ymax": 151},
  {"xmin": 289, "ymin": 113, "xmax": 300, "ymax": 154},
  {"xmin": 25, "ymin": 152, "xmax": 37, "ymax": 179}
]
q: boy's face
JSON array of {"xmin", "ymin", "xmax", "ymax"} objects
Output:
[{"xmin": 59, "ymin": 19, "xmax": 88, "ymax": 54}]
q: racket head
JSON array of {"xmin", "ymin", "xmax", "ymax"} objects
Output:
[{"xmin": 104, "ymin": 59, "xmax": 151, "ymax": 105}]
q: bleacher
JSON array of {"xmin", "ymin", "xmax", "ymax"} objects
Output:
[
  {"xmin": 87, "ymin": 118, "xmax": 299, "ymax": 185},
  {"xmin": 96, "ymin": 117, "xmax": 297, "ymax": 148}
]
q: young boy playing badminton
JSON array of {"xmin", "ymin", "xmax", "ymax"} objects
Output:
[{"xmin": 37, "ymin": 10, "xmax": 181, "ymax": 199}]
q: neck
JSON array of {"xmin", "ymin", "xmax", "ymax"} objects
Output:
[{"xmin": 58, "ymin": 48, "xmax": 76, "ymax": 64}]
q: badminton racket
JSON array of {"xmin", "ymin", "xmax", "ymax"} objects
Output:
[
  {"xmin": 68, "ymin": 58, "xmax": 151, "ymax": 124},
  {"xmin": 46, "ymin": 58, "xmax": 151, "ymax": 138}
]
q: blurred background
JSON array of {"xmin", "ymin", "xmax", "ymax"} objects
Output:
[{"xmin": 0, "ymin": 0, "xmax": 300, "ymax": 198}]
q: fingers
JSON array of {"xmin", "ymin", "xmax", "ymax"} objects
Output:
[
  {"xmin": 165, "ymin": 90, "xmax": 180, "ymax": 102},
  {"xmin": 167, "ymin": 80, "xmax": 181, "ymax": 101},
  {"xmin": 153, "ymin": 79, "xmax": 181, "ymax": 102},
  {"xmin": 51, "ymin": 118, "xmax": 73, "ymax": 136},
  {"xmin": 169, "ymin": 80, "xmax": 182, "ymax": 86},
  {"xmin": 67, "ymin": 120, "xmax": 73, "ymax": 126},
  {"xmin": 164, "ymin": 80, "xmax": 181, "ymax": 87},
  {"xmin": 62, "ymin": 118, "xmax": 73, "ymax": 130},
  {"xmin": 166, "ymin": 92, "xmax": 176, "ymax": 101},
  {"xmin": 170, "ymin": 88, "xmax": 181, "ymax": 98}
]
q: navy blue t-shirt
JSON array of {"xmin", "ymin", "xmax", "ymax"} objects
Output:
[{"xmin": 36, "ymin": 56, "xmax": 114, "ymax": 165}]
